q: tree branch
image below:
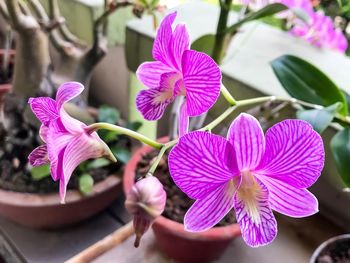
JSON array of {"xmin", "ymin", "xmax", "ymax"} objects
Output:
[
  {"xmin": 5, "ymin": 0, "xmax": 36, "ymax": 31},
  {"xmin": 0, "ymin": 0, "xmax": 10, "ymax": 21},
  {"xmin": 18, "ymin": 0, "xmax": 32, "ymax": 16}
]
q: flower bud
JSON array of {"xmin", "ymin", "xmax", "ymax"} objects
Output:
[{"xmin": 125, "ymin": 176, "xmax": 166, "ymax": 247}]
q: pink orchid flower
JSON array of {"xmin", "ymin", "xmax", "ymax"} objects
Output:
[
  {"xmin": 136, "ymin": 12, "xmax": 221, "ymax": 136},
  {"xmin": 291, "ymin": 11, "xmax": 348, "ymax": 53},
  {"xmin": 169, "ymin": 113, "xmax": 324, "ymax": 247},
  {"xmin": 28, "ymin": 82, "xmax": 115, "ymax": 203}
]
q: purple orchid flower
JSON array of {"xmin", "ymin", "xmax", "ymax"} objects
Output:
[
  {"xmin": 136, "ymin": 12, "xmax": 221, "ymax": 136},
  {"xmin": 290, "ymin": 11, "xmax": 348, "ymax": 53},
  {"xmin": 28, "ymin": 82, "xmax": 115, "ymax": 203},
  {"xmin": 168, "ymin": 113, "xmax": 324, "ymax": 247}
]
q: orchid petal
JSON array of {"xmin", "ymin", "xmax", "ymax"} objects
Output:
[
  {"xmin": 170, "ymin": 23, "xmax": 190, "ymax": 70},
  {"xmin": 60, "ymin": 109, "xmax": 85, "ymax": 134},
  {"xmin": 152, "ymin": 12, "xmax": 177, "ymax": 67},
  {"xmin": 136, "ymin": 73, "xmax": 178, "ymax": 121},
  {"xmin": 227, "ymin": 113, "xmax": 265, "ymax": 171},
  {"xmin": 169, "ymin": 131, "xmax": 238, "ymax": 199},
  {"xmin": 179, "ymin": 101, "xmax": 189, "ymax": 137},
  {"xmin": 56, "ymin": 82, "xmax": 84, "ymax": 111},
  {"xmin": 184, "ymin": 181, "xmax": 238, "ymax": 232},
  {"xmin": 182, "ymin": 50, "xmax": 221, "ymax": 116},
  {"xmin": 60, "ymin": 133, "xmax": 108, "ymax": 202},
  {"xmin": 259, "ymin": 176, "xmax": 318, "ymax": 217},
  {"xmin": 28, "ymin": 97, "xmax": 58, "ymax": 126},
  {"xmin": 28, "ymin": 145, "xmax": 49, "ymax": 166},
  {"xmin": 136, "ymin": 61, "xmax": 173, "ymax": 89},
  {"xmin": 257, "ymin": 120, "xmax": 324, "ymax": 188},
  {"xmin": 39, "ymin": 125, "xmax": 48, "ymax": 142},
  {"xmin": 234, "ymin": 179, "xmax": 277, "ymax": 247}
]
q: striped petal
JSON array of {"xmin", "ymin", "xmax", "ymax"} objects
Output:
[
  {"xmin": 56, "ymin": 82, "xmax": 84, "ymax": 111},
  {"xmin": 227, "ymin": 113, "xmax": 265, "ymax": 171},
  {"xmin": 184, "ymin": 181, "xmax": 238, "ymax": 232},
  {"xmin": 256, "ymin": 120, "xmax": 324, "ymax": 188},
  {"xmin": 152, "ymin": 12, "xmax": 177, "ymax": 68},
  {"xmin": 258, "ymin": 176, "xmax": 318, "ymax": 217},
  {"xmin": 136, "ymin": 61, "xmax": 173, "ymax": 89},
  {"xmin": 28, "ymin": 145, "xmax": 49, "ymax": 166},
  {"xmin": 182, "ymin": 50, "xmax": 221, "ymax": 116},
  {"xmin": 234, "ymin": 179, "xmax": 277, "ymax": 247},
  {"xmin": 28, "ymin": 97, "xmax": 58, "ymax": 126},
  {"xmin": 170, "ymin": 23, "xmax": 190, "ymax": 70},
  {"xmin": 168, "ymin": 131, "xmax": 238, "ymax": 200},
  {"xmin": 179, "ymin": 100, "xmax": 189, "ymax": 137}
]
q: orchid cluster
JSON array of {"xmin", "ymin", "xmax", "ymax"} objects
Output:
[
  {"xmin": 239, "ymin": 0, "xmax": 348, "ymax": 53},
  {"xmin": 29, "ymin": 12, "xmax": 325, "ymax": 249}
]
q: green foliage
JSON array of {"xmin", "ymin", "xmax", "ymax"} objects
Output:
[
  {"xmin": 126, "ymin": 121, "xmax": 143, "ymax": 132},
  {"xmin": 225, "ymin": 3, "xmax": 288, "ymax": 34},
  {"xmin": 191, "ymin": 34, "xmax": 216, "ymax": 56},
  {"xmin": 331, "ymin": 128, "xmax": 350, "ymax": 187},
  {"xmin": 271, "ymin": 55, "xmax": 348, "ymax": 116},
  {"xmin": 297, "ymin": 103, "xmax": 341, "ymax": 134},
  {"xmin": 86, "ymin": 158, "xmax": 111, "ymax": 169},
  {"xmin": 30, "ymin": 164, "xmax": 51, "ymax": 180},
  {"xmin": 98, "ymin": 105, "xmax": 120, "ymax": 124},
  {"xmin": 79, "ymin": 174, "xmax": 94, "ymax": 195},
  {"xmin": 111, "ymin": 146, "xmax": 131, "ymax": 164}
]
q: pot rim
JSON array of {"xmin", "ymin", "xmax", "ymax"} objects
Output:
[
  {"xmin": 0, "ymin": 175, "xmax": 121, "ymax": 207},
  {"xmin": 123, "ymin": 137, "xmax": 242, "ymax": 241},
  {"xmin": 309, "ymin": 234, "xmax": 350, "ymax": 263}
]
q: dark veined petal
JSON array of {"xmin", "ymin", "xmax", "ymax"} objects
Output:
[
  {"xmin": 227, "ymin": 113, "xmax": 265, "ymax": 171},
  {"xmin": 56, "ymin": 82, "xmax": 84, "ymax": 111},
  {"xmin": 136, "ymin": 61, "xmax": 173, "ymax": 89},
  {"xmin": 60, "ymin": 133, "xmax": 110, "ymax": 203},
  {"xmin": 152, "ymin": 12, "xmax": 177, "ymax": 68},
  {"xmin": 170, "ymin": 23, "xmax": 190, "ymax": 70},
  {"xmin": 179, "ymin": 100, "xmax": 189, "ymax": 137},
  {"xmin": 182, "ymin": 50, "xmax": 221, "ymax": 116},
  {"xmin": 234, "ymin": 178, "xmax": 277, "ymax": 247},
  {"xmin": 28, "ymin": 97, "xmax": 58, "ymax": 126},
  {"xmin": 168, "ymin": 131, "xmax": 238, "ymax": 200},
  {"xmin": 28, "ymin": 145, "xmax": 49, "ymax": 166},
  {"xmin": 184, "ymin": 180, "xmax": 238, "ymax": 232},
  {"xmin": 258, "ymin": 176, "xmax": 318, "ymax": 217},
  {"xmin": 256, "ymin": 119, "xmax": 324, "ymax": 188}
]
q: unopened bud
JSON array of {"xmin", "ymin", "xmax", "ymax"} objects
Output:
[{"xmin": 125, "ymin": 176, "xmax": 166, "ymax": 247}]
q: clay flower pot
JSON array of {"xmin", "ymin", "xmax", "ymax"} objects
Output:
[
  {"xmin": 0, "ymin": 175, "xmax": 122, "ymax": 229},
  {"xmin": 310, "ymin": 234, "xmax": 350, "ymax": 263},
  {"xmin": 123, "ymin": 138, "xmax": 241, "ymax": 263}
]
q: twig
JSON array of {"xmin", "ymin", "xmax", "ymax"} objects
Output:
[
  {"xmin": 18, "ymin": 0, "xmax": 31, "ymax": 16},
  {"xmin": 0, "ymin": 0, "xmax": 9, "ymax": 21},
  {"xmin": 6, "ymin": 0, "xmax": 36, "ymax": 31},
  {"xmin": 66, "ymin": 221, "xmax": 134, "ymax": 263}
]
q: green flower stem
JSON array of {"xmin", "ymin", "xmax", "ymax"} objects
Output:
[
  {"xmin": 148, "ymin": 140, "xmax": 178, "ymax": 174},
  {"xmin": 221, "ymin": 84, "xmax": 237, "ymax": 106},
  {"xmin": 87, "ymin": 123, "xmax": 163, "ymax": 149}
]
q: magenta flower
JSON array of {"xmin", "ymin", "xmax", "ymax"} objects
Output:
[
  {"xmin": 28, "ymin": 82, "xmax": 115, "ymax": 203},
  {"xmin": 169, "ymin": 113, "xmax": 324, "ymax": 247},
  {"xmin": 291, "ymin": 11, "xmax": 348, "ymax": 53},
  {"xmin": 136, "ymin": 12, "xmax": 221, "ymax": 136}
]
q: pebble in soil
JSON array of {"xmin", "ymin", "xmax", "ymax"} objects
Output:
[{"xmin": 135, "ymin": 150, "xmax": 236, "ymax": 227}]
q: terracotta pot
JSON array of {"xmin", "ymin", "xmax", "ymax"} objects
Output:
[
  {"xmin": 0, "ymin": 175, "xmax": 122, "ymax": 229},
  {"xmin": 310, "ymin": 234, "xmax": 350, "ymax": 263},
  {"xmin": 123, "ymin": 138, "xmax": 241, "ymax": 263}
]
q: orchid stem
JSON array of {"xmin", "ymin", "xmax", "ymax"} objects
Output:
[
  {"xmin": 148, "ymin": 140, "xmax": 178, "ymax": 174},
  {"xmin": 86, "ymin": 123, "xmax": 163, "ymax": 149},
  {"xmin": 221, "ymin": 84, "xmax": 237, "ymax": 106}
]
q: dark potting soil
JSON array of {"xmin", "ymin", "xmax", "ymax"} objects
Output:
[
  {"xmin": 0, "ymin": 124, "xmax": 124, "ymax": 194},
  {"xmin": 135, "ymin": 149, "xmax": 237, "ymax": 227},
  {"xmin": 317, "ymin": 239, "xmax": 350, "ymax": 263}
]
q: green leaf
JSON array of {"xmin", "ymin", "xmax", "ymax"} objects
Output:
[
  {"xmin": 126, "ymin": 121, "xmax": 143, "ymax": 132},
  {"xmin": 30, "ymin": 164, "xmax": 51, "ymax": 181},
  {"xmin": 87, "ymin": 158, "xmax": 111, "ymax": 169},
  {"xmin": 98, "ymin": 105, "xmax": 120, "ymax": 124},
  {"xmin": 271, "ymin": 55, "xmax": 348, "ymax": 116},
  {"xmin": 342, "ymin": 90, "xmax": 350, "ymax": 116},
  {"xmin": 98, "ymin": 130, "xmax": 119, "ymax": 143},
  {"xmin": 191, "ymin": 34, "xmax": 216, "ymax": 56},
  {"xmin": 297, "ymin": 103, "xmax": 341, "ymax": 134},
  {"xmin": 331, "ymin": 128, "xmax": 350, "ymax": 187},
  {"xmin": 226, "ymin": 3, "xmax": 288, "ymax": 34},
  {"xmin": 111, "ymin": 146, "xmax": 131, "ymax": 164},
  {"xmin": 79, "ymin": 174, "xmax": 94, "ymax": 195}
]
